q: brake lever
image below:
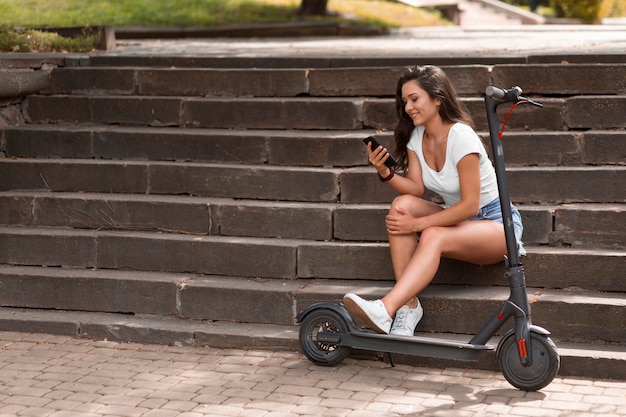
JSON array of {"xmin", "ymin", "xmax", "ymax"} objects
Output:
[{"xmin": 519, "ymin": 96, "xmax": 543, "ymax": 108}]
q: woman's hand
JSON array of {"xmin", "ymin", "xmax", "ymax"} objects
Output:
[
  {"xmin": 368, "ymin": 142, "xmax": 392, "ymax": 177},
  {"xmin": 386, "ymin": 206, "xmax": 422, "ymax": 235}
]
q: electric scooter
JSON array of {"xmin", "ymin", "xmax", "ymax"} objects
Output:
[{"xmin": 296, "ymin": 85, "xmax": 560, "ymax": 392}]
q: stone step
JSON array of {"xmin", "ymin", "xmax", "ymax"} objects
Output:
[
  {"xmin": 84, "ymin": 53, "xmax": 626, "ymax": 68},
  {"xmin": 22, "ymin": 94, "xmax": 626, "ymax": 131},
  {"xmin": 4, "ymin": 126, "xmax": 624, "ymax": 167},
  {"xmin": 1, "ymin": 158, "xmax": 624, "ymax": 204},
  {"xmin": 0, "ymin": 266, "xmax": 624, "ymax": 344},
  {"xmin": 0, "ymin": 306, "xmax": 622, "ymax": 380},
  {"xmin": 47, "ymin": 64, "xmax": 626, "ymax": 98},
  {"xmin": 0, "ymin": 227, "xmax": 623, "ymax": 292},
  {"xmin": 2, "ymin": 192, "xmax": 624, "ymax": 249}
]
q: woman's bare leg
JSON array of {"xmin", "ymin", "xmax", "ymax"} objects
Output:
[
  {"xmin": 382, "ymin": 220, "xmax": 507, "ymax": 316},
  {"xmin": 387, "ymin": 195, "xmax": 443, "ymax": 308}
]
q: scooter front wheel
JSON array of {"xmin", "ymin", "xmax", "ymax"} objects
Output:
[
  {"xmin": 299, "ymin": 308, "xmax": 350, "ymax": 367},
  {"xmin": 498, "ymin": 331, "xmax": 560, "ymax": 391}
]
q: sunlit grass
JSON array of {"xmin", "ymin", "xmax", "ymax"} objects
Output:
[{"xmin": 0, "ymin": 0, "xmax": 447, "ymax": 28}]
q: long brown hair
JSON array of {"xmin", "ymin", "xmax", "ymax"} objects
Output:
[{"xmin": 393, "ymin": 65, "xmax": 473, "ymax": 171}]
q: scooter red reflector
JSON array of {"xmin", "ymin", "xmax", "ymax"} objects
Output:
[{"xmin": 518, "ymin": 339, "xmax": 528, "ymax": 358}]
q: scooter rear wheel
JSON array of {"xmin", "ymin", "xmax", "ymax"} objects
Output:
[
  {"xmin": 498, "ymin": 331, "xmax": 560, "ymax": 391},
  {"xmin": 299, "ymin": 308, "xmax": 350, "ymax": 366}
]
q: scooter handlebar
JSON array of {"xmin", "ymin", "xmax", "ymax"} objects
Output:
[
  {"xmin": 485, "ymin": 85, "xmax": 522, "ymax": 101},
  {"xmin": 486, "ymin": 85, "xmax": 543, "ymax": 107}
]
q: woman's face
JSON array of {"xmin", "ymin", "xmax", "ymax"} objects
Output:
[{"xmin": 401, "ymin": 80, "xmax": 440, "ymax": 126}]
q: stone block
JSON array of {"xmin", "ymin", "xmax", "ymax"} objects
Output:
[
  {"xmin": 137, "ymin": 68, "xmax": 308, "ymax": 97},
  {"xmin": 0, "ymin": 53, "xmax": 67, "ymax": 69},
  {"xmin": 309, "ymin": 65, "xmax": 490, "ymax": 97},
  {"xmin": 0, "ymin": 307, "xmax": 84, "ymax": 336},
  {"xmin": 80, "ymin": 314, "xmax": 200, "ymax": 346},
  {"xmin": 0, "ymin": 194, "xmax": 34, "ymax": 226},
  {"xmin": 149, "ymin": 163, "xmax": 340, "ymax": 202},
  {"xmin": 580, "ymin": 131, "xmax": 626, "ymax": 165},
  {"xmin": 499, "ymin": 132, "xmax": 582, "ymax": 166},
  {"xmin": 0, "ymin": 266, "xmax": 181, "ymax": 315},
  {"xmin": 0, "ymin": 159, "xmax": 148, "ymax": 193},
  {"xmin": 95, "ymin": 127, "xmax": 268, "ymax": 163},
  {"xmin": 551, "ymin": 204, "xmax": 626, "ymax": 249},
  {"xmin": 527, "ymin": 53, "xmax": 626, "ymax": 64},
  {"xmin": 25, "ymin": 96, "xmax": 182, "ymax": 126},
  {"xmin": 309, "ymin": 67, "xmax": 402, "ymax": 97},
  {"xmin": 522, "ymin": 247, "xmax": 626, "ymax": 292},
  {"xmin": 267, "ymin": 131, "xmax": 368, "ymax": 167},
  {"xmin": 508, "ymin": 167, "xmax": 626, "ymax": 204},
  {"xmin": 179, "ymin": 276, "xmax": 301, "ymax": 325},
  {"xmin": 0, "ymin": 70, "xmax": 51, "ymax": 98},
  {"xmin": 0, "ymin": 227, "xmax": 96, "ymax": 268},
  {"xmin": 492, "ymin": 64, "xmax": 626, "ymax": 95},
  {"xmin": 25, "ymin": 95, "xmax": 92, "ymax": 123},
  {"xmin": 334, "ymin": 205, "xmax": 388, "ymax": 241},
  {"xmin": 339, "ymin": 167, "xmax": 400, "ymax": 204},
  {"xmin": 518, "ymin": 205, "xmax": 552, "ymax": 245},
  {"xmin": 565, "ymin": 96, "xmax": 626, "ymax": 129},
  {"xmin": 4, "ymin": 126, "xmax": 93, "ymax": 158},
  {"xmin": 96, "ymin": 233, "xmax": 298, "ymax": 278},
  {"xmin": 33, "ymin": 195, "xmax": 210, "ymax": 234},
  {"xmin": 217, "ymin": 201, "xmax": 333, "ymax": 240},
  {"xmin": 51, "ymin": 68, "xmax": 136, "ymax": 94},
  {"xmin": 298, "ymin": 241, "xmax": 394, "ymax": 280},
  {"xmin": 442, "ymin": 65, "xmax": 492, "ymax": 95},
  {"xmin": 182, "ymin": 97, "xmax": 363, "ymax": 130},
  {"xmin": 532, "ymin": 289, "xmax": 626, "ymax": 343},
  {"xmin": 363, "ymin": 98, "xmax": 395, "ymax": 131}
]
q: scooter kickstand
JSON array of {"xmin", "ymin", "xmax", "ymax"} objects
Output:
[{"xmin": 387, "ymin": 352, "xmax": 396, "ymax": 367}]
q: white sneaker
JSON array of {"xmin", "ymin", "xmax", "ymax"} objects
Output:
[
  {"xmin": 390, "ymin": 301, "xmax": 423, "ymax": 336},
  {"xmin": 343, "ymin": 293, "xmax": 392, "ymax": 334}
]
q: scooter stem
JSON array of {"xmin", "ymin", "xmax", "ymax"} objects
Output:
[{"xmin": 484, "ymin": 95, "xmax": 521, "ymax": 267}]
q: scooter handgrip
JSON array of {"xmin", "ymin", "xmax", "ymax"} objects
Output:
[
  {"xmin": 486, "ymin": 85, "xmax": 506, "ymax": 99},
  {"xmin": 486, "ymin": 86, "xmax": 523, "ymax": 101}
]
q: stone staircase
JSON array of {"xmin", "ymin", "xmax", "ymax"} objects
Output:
[
  {"xmin": 394, "ymin": 0, "xmax": 545, "ymax": 26},
  {"xmin": 0, "ymin": 53, "xmax": 625, "ymax": 380}
]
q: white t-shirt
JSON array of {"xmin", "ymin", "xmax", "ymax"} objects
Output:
[{"xmin": 407, "ymin": 123, "xmax": 498, "ymax": 208}]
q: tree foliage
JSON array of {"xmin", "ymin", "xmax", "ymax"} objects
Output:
[{"xmin": 550, "ymin": 0, "xmax": 603, "ymax": 21}]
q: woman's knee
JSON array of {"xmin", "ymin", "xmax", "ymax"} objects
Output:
[
  {"xmin": 389, "ymin": 195, "xmax": 434, "ymax": 216},
  {"xmin": 418, "ymin": 226, "xmax": 445, "ymax": 247}
]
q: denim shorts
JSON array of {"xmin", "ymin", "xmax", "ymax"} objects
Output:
[{"xmin": 469, "ymin": 198, "xmax": 526, "ymax": 256}]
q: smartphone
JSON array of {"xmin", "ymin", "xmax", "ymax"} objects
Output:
[{"xmin": 363, "ymin": 136, "xmax": 397, "ymax": 168}]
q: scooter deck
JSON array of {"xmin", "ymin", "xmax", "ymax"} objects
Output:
[{"xmin": 338, "ymin": 331, "xmax": 494, "ymax": 362}]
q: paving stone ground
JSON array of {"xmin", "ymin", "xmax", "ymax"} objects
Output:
[{"xmin": 0, "ymin": 331, "xmax": 624, "ymax": 417}]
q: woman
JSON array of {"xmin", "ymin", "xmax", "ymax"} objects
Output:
[{"xmin": 344, "ymin": 65, "xmax": 525, "ymax": 336}]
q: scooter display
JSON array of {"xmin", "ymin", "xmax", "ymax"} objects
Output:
[{"xmin": 296, "ymin": 85, "xmax": 560, "ymax": 392}]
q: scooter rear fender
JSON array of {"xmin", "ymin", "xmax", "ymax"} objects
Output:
[{"xmin": 296, "ymin": 302, "xmax": 360, "ymax": 331}]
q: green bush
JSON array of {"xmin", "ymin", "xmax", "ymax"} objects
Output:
[
  {"xmin": 550, "ymin": 0, "xmax": 603, "ymax": 21},
  {"xmin": 0, "ymin": 25, "xmax": 98, "ymax": 52}
]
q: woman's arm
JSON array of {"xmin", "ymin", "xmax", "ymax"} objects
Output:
[
  {"xmin": 369, "ymin": 144, "xmax": 424, "ymax": 197},
  {"xmin": 386, "ymin": 153, "xmax": 482, "ymax": 234}
]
